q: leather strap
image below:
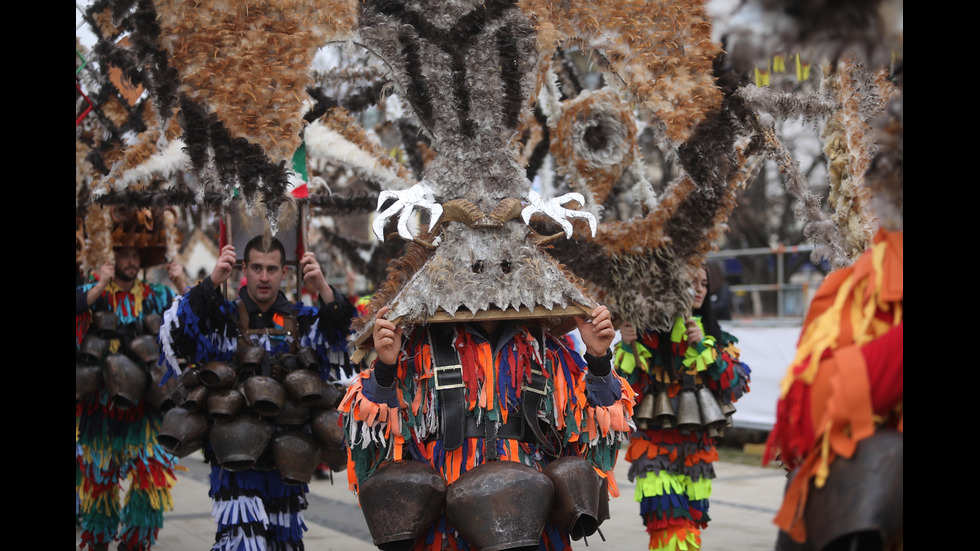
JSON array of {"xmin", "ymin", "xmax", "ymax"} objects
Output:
[
  {"xmin": 463, "ymin": 416, "xmax": 525, "ymax": 441},
  {"xmin": 432, "ymin": 326, "xmax": 558, "ymax": 454},
  {"xmin": 519, "ymin": 330, "xmax": 556, "ymax": 454},
  {"xmin": 236, "ymin": 300, "xmax": 299, "ymax": 353},
  {"xmin": 430, "ymin": 325, "xmax": 466, "ymax": 451}
]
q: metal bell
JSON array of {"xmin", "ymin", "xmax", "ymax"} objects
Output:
[
  {"xmin": 274, "ymin": 398, "xmax": 310, "ymax": 427},
  {"xmin": 243, "ymin": 376, "xmax": 287, "ymax": 417},
  {"xmin": 696, "ymin": 387, "xmax": 727, "ymax": 428},
  {"xmin": 128, "ymin": 335, "xmax": 159, "ymax": 365},
  {"xmin": 272, "ymin": 431, "xmax": 321, "ymax": 485},
  {"xmin": 236, "ymin": 345, "xmax": 266, "ymax": 375},
  {"xmin": 675, "ymin": 389, "xmax": 702, "ymax": 432},
  {"xmin": 145, "ymin": 362, "xmax": 178, "ymax": 411},
  {"xmin": 720, "ymin": 401, "xmax": 737, "ymax": 428},
  {"xmin": 143, "ymin": 313, "xmax": 162, "ymax": 336},
  {"xmin": 315, "ymin": 381, "xmax": 346, "ymax": 410},
  {"xmin": 180, "ymin": 367, "xmax": 201, "ymax": 388},
  {"xmin": 780, "ymin": 429, "xmax": 904, "ymax": 551},
  {"xmin": 295, "ymin": 347, "xmax": 320, "ymax": 371},
  {"xmin": 311, "ymin": 410, "xmax": 345, "ymax": 451},
  {"xmin": 210, "ymin": 412, "xmax": 274, "ymax": 471},
  {"xmin": 283, "ymin": 369, "xmax": 326, "ymax": 406},
  {"xmin": 447, "ymin": 461, "xmax": 554, "ymax": 551},
  {"xmin": 544, "ymin": 456, "xmax": 603, "ymax": 541},
  {"xmin": 76, "ymin": 363, "xmax": 102, "ymax": 402},
  {"xmin": 207, "ymin": 388, "xmax": 245, "ymax": 423},
  {"xmin": 321, "ymin": 446, "xmax": 347, "ymax": 473},
  {"xmin": 634, "ymin": 394, "xmax": 656, "ymax": 430},
  {"xmin": 78, "ymin": 334, "xmax": 108, "ymax": 364},
  {"xmin": 162, "ymin": 383, "xmax": 188, "ymax": 413},
  {"xmin": 722, "ymin": 401, "xmax": 737, "ymax": 428},
  {"xmin": 102, "ymin": 353, "xmax": 148, "ymax": 410},
  {"xmin": 654, "ymin": 391, "xmax": 676, "ymax": 429},
  {"xmin": 721, "ymin": 401, "xmax": 737, "ymax": 417},
  {"xmin": 199, "ymin": 361, "xmax": 237, "ymax": 390},
  {"xmin": 91, "ymin": 310, "xmax": 119, "ymax": 334},
  {"xmin": 182, "ymin": 385, "xmax": 210, "ymax": 413},
  {"xmin": 158, "ymin": 407, "xmax": 209, "ymax": 459},
  {"xmin": 359, "ymin": 461, "xmax": 447, "ymax": 550}
]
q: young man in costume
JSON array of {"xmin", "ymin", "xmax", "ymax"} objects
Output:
[
  {"xmin": 76, "ymin": 239, "xmax": 185, "ymax": 551},
  {"xmin": 158, "ymin": 235, "xmax": 355, "ymax": 551}
]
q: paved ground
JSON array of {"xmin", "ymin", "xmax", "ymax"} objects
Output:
[{"xmin": 77, "ymin": 450, "xmax": 788, "ymax": 550}]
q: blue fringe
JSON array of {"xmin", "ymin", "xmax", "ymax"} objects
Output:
[
  {"xmin": 209, "ymin": 467, "xmax": 309, "ymax": 542},
  {"xmin": 639, "ymin": 492, "xmax": 691, "ymax": 517}
]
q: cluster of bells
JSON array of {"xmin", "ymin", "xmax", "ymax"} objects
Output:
[
  {"xmin": 359, "ymin": 456, "xmax": 610, "ymax": 550},
  {"xmin": 633, "ymin": 387, "xmax": 736, "ymax": 438},
  {"xmin": 76, "ymin": 311, "xmax": 175, "ymax": 412},
  {"xmin": 156, "ymin": 346, "xmax": 348, "ymax": 484}
]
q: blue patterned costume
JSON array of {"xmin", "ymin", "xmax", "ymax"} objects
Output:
[{"xmin": 159, "ymin": 277, "xmax": 354, "ymax": 551}]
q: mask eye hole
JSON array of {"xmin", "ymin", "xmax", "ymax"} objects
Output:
[
  {"xmin": 472, "ymin": 261, "xmax": 483, "ymax": 274},
  {"xmin": 500, "ymin": 260, "xmax": 512, "ymax": 274}
]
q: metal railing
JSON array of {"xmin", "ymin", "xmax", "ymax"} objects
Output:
[{"xmin": 708, "ymin": 244, "xmax": 822, "ymax": 319}]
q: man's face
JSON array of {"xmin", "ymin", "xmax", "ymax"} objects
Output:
[
  {"xmin": 243, "ymin": 249, "xmax": 286, "ymax": 309},
  {"xmin": 115, "ymin": 247, "xmax": 141, "ymax": 282}
]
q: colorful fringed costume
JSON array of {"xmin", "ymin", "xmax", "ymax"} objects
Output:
[
  {"xmin": 614, "ymin": 318, "xmax": 750, "ymax": 551},
  {"xmin": 764, "ymin": 229, "xmax": 903, "ymax": 547},
  {"xmin": 76, "ymin": 279, "xmax": 179, "ymax": 551},
  {"xmin": 159, "ymin": 277, "xmax": 355, "ymax": 551},
  {"xmin": 342, "ymin": 322, "xmax": 634, "ymax": 551}
]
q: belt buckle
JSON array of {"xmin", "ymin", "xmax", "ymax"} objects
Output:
[
  {"xmin": 522, "ymin": 368, "xmax": 549, "ymax": 396},
  {"xmin": 433, "ymin": 364, "xmax": 465, "ymax": 390}
]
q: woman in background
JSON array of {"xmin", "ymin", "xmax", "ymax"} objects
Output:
[{"xmin": 615, "ymin": 265, "xmax": 750, "ymax": 551}]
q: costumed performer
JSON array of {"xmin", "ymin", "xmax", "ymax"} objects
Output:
[
  {"xmin": 765, "ymin": 229, "xmax": 902, "ymax": 551},
  {"xmin": 158, "ymin": 235, "xmax": 356, "ymax": 551},
  {"xmin": 343, "ymin": 301, "xmax": 633, "ymax": 551},
  {"xmin": 76, "ymin": 212, "xmax": 185, "ymax": 551},
  {"xmin": 614, "ymin": 265, "xmax": 751, "ymax": 551}
]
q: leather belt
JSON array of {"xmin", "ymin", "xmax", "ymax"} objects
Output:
[
  {"xmin": 431, "ymin": 325, "xmax": 466, "ymax": 451},
  {"xmin": 463, "ymin": 415, "xmax": 526, "ymax": 441},
  {"xmin": 520, "ymin": 363, "xmax": 556, "ymax": 454},
  {"xmin": 430, "ymin": 325, "xmax": 555, "ymax": 455}
]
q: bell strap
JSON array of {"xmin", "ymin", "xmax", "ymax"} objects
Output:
[
  {"xmin": 236, "ymin": 300, "xmax": 299, "ymax": 354},
  {"xmin": 430, "ymin": 325, "xmax": 466, "ymax": 451},
  {"xmin": 519, "ymin": 330, "xmax": 556, "ymax": 454},
  {"xmin": 463, "ymin": 415, "xmax": 525, "ymax": 441}
]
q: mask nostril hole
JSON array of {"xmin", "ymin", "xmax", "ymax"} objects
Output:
[{"xmin": 472, "ymin": 261, "xmax": 483, "ymax": 274}]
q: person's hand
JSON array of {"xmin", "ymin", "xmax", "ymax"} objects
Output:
[
  {"xmin": 211, "ymin": 245, "xmax": 236, "ymax": 286},
  {"xmin": 97, "ymin": 261, "xmax": 114, "ymax": 287},
  {"xmin": 167, "ymin": 261, "xmax": 188, "ymax": 290},
  {"xmin": 346, "ymin": 269, "xmax": 358, "ymax": 295},
  {"xmin": 372, "ymin": 306, "xmax": 403, "ymax": 365},
  {"xmin": 576, "ymin": 305, "xmax": 616, "ymax": 357},
  {"xmin": 300, "ymin": 252, "xmax": 334, "ymax": 302},
  {"xmin": 685, "ymin": 317, "xmax": 703, "ymax": 344},
  {"xmin": 620, "ymin": 322, "xmax": 638, "ymax": 345},
  {"xmin": 87, "ymin": 261, "xmax": 116, "ymax": 306}
]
